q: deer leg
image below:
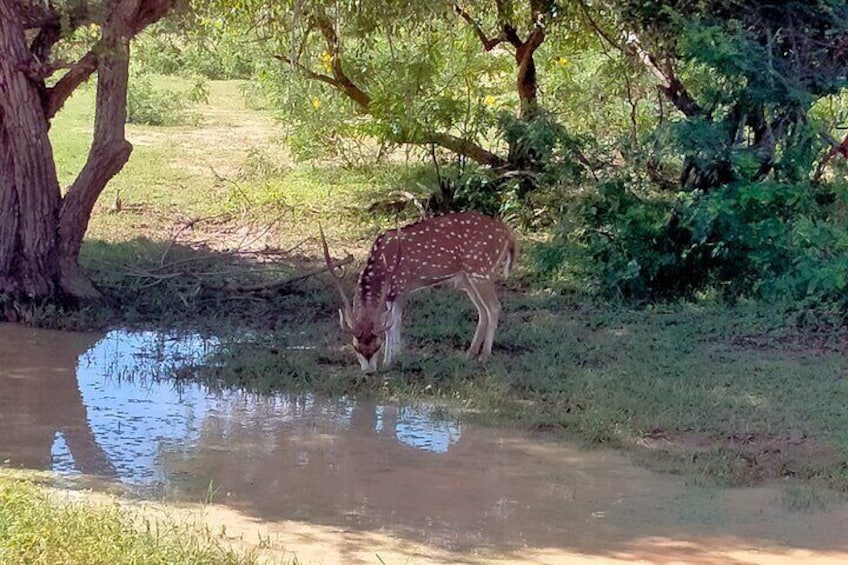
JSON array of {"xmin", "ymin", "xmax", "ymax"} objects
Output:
[
  {"xmin": 383, "ymin": 300, "xmax": 403, "ymax": 367},
  {"xmin": 471, "ymin": 279, "xmax": 501, "ymax": 363},
  {"xmin": 460, "ymin": 276, "xmax": 490, "ymax": 360}
]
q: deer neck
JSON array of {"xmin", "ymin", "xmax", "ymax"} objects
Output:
[{"xmin": 355, "ymin": 259, "xmax": 395, "ymax": 316}]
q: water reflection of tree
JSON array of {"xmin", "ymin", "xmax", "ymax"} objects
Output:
[
  {"xmin": 0, "ymin": 327, "xmax": 116, "ymax": 476},
  {"xmin": 159, "ymin": 398, "xmax": 536, "ymax": 550}
]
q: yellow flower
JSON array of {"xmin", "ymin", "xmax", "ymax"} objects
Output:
[
  {"xmin": 484, "ymin": 95, "xmax": 496, "ymax": 107},
  {"xmin": 556, "ymin": 56, "xmax": 569, "ymax": 67},
  {"xmin": 311, "ymin": 98, "xmax": 321, "ymax": 109},
  {"xmin": 320, "ymin": 52, "xmax": 333, "ymax": 73}
]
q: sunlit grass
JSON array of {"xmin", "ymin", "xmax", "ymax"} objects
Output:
[
  {"xmin": 50, "ymin": 75, "xmax": 403, "ymax": 251},
  {"xmin": 0, "ymin": 472, "xmax": 264, "ymax": 565}
]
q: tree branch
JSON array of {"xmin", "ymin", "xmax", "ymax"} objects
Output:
[
  {"xmin": 502, "ymin": 23, "xmax": 523, "ymax": 48},
  {"xmin": 576, "ymin": 1, "xmax": 704, "ymax": 119},
  {"xmin": 57, "ymin": 0, "xmax": 177, "ymax": 299},
  {"xmin": 312, "ymin": 12, "xmax": 372, "ymax": 110},
  {"xmin": 44, "ymin": 51, "xmax": 98, "ymax": 119},
  {"xmin": 575, "ymin": 0, "xmax": 620, "ymax": 50},
  {"xmin": 517, "ymin": 26, "xmax": 544, "ymax": 78},
  {"xmin": 412, "ymin": 131, "xmax": 505, "ymax": 168},
  {"xmin": 273, "ymin": 53, "xmax": 346, "ymax": 91},
  {"xmin": 131, "ymin": 0, "xmax": 178, "ymax": 34},
  {"xmin": 453, "ymin": 3, "xmax": 504, "ymax": 51},
  {"xmin": 623, "ymin": 32, "xmax": 703, "ymax": 118},
  {"xmin": 279, "ymin": 10, "xmax": 504, "ymax": 168},
  {"xmin": 813, "ymin": 132, "xmax": 848, "ymax": 185},
  {"xmin": 206, "ymin": 254, "xmax": 355, "ymax": 294}
]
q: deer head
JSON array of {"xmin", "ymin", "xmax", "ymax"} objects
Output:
[
  {"xmin": 321, "ymin": 212, "xmax": 516, "ymax": 374},
  {"xmin": 320, "ymin": 224, "xmax": 398, "ymax": 373}
]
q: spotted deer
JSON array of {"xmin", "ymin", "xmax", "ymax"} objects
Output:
[{"xmin": 321, "ymin": 211, "xmax": 517, "ymax": 374}]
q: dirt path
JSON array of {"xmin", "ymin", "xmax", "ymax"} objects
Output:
[
  {"xmin": 192, "ymin": 503, "xmax": 848, "ymax": 565},
  {"xmin": 53, "ymin": 488, "xmax": 848, "ymax": 565}
]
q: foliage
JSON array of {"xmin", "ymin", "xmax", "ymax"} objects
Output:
[
  {"xmin": 497, "ymin": 111, "xmax": 589, "ymax": 215},
  {"xmin": 134, "ymin": 21, "xmax": 256, "ymax": 79},
  {"xmin": 619, "ymin": 0, "xmax": 848, "ymax": 189},
  {"xmin": 255, "ymin": 13, "xmax": 507, "ymax": 166},
  {"xmin": 542, "ymin": 172, "xmax": 848, "ymax": 305},
  {"xmin": 528, "ymin": 0, "xmax": 848, "ymax": 305},
  {"xmin": 127, "ymin": 70, "xmax": 207, "ymax": 126},
  {"xmin": 181, "ymin": 0, "xmax": 585, "ymax": 174},
  {"xmin": 552, "ymin": 178, "xmax": 689, "ymax": 300}
]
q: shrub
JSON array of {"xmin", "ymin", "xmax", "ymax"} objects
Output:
[
  {"xmin": 534, "ymin": 172, "xmax": 848, "ymax": 308},
  {"xmin": 127, "ymin": 72, "xmax": 204, "ymax": 126}
]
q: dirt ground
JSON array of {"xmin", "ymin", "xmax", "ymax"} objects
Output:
[{"xmin": 53, "ymin": 485, "xmax": 848, "ymax": 565}]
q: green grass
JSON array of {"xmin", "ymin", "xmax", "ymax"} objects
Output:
[
  {"xmin": 193, "ymin": 294, "xmax": 848, "ymax": 489},
  {"xmin": 0, "ymin": 473, "xmax": 263, "ymax": 565},
  {"xmin": 51, "ymin": 76, "xmax": 409, "ymax": 258},
  {"xmin": 41, "ymin": 74, "xmax": 848, "ymax": 491}
]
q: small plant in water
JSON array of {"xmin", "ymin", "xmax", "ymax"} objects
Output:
[{"xmin": 781, "ymin": 484, "xmax": 830, "ymax": 513}]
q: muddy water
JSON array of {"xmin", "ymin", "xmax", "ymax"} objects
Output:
[{"xmin": 2, "ymin": 323, "xmax": 848, "ymax": 564}]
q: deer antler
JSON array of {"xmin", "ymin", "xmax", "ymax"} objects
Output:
[{"xmin": 319, "ymin": 223, "xmax": 354, "ymax": 329}]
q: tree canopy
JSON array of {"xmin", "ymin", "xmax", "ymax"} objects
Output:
[{"xmin": 1, "ymin": 0, "xmax": 847, "ymax": 313}]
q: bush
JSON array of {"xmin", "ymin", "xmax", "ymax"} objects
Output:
[
  {"xmin": 133, "ymin": 23, "xmax": 256, "ymax": 80},
  {"xmin": 415, "ymin": 112, "xmax": 589, "ymax": 223},
  {"xmin": 127, "ymin": 72, "xmax": 205, "ymax": 126},
  {"xmin": 570, "ymin": 179, "xmax": 695, "ymax": 300},
  {"xmin": 534, "ymin": 172, "xmax": 848, "ymax": 308}
]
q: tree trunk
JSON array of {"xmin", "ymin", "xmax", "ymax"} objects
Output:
[
  {"xmin": 58, "ymin": 1, "xmax": 136, "ymax": 299},
  {"xmin": 0, "ymin": 0, "xmax": 174, "ymax": 318},
  {"xmin": 0, "ymin": 1, "xmax": 61, "ymax": 304},
  {"xmin": 515, "ymin": 28, "xmax": 544, "ymax": 120}
]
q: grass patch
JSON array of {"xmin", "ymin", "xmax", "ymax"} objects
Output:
[
  {"xmin": 780, "ymin": 484, "xmax": 833, "ymax": 513},
  {"xmin": 188, "ymin": 295, "xmax": 848, "ymax": 489},
  {"xmin": 0, "ymin": 472, "xmax": 264, "ymax": 565}
]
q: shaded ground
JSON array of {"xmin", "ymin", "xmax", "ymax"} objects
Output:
[{"xmin": 637, "ymin": 429, "xmax": 844, "ymax": 486}]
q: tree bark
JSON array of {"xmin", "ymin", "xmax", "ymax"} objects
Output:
[
  {"xmin": 457, "ymin": 4, "xmax": 546, "ymax": 120},
  {"xmin": 0, "ymin": 0, "xmax": 174, "ymax": 314},
  {"xmin": 510, "ymin": 26, "xmax": 545, "ymax": 120},
  {"xmin": 58, "ymin": 0, "xmax": 138, "ymax": 299},
  {"xmin": 0, "ymin": 0, "xmax": 61, "ymax": 300}
]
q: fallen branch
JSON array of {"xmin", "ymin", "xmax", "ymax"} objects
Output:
[{"xmin": 202, "ymin": 254, "xmax": 355, "ymax": 293}]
